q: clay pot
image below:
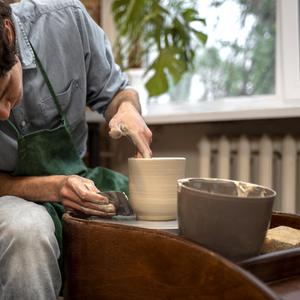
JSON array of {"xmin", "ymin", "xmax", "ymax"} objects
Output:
[
  {"xmin": 128, "ymin": 157, "xmax": 186, "ymax": 221},
  {"xmin": 177, "ymin": 178, "xmax": 276, "ymax": 260}
]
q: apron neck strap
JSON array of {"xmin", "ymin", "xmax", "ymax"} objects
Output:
[
  {"xmin": 7, "ymin": 42, "xmax": 70, "ymax": 136},
  {"xmin": 7, "ymin": 119, "xmax": 20, "ymax": 138},
  {"xmin": 29, "ymin": 42, "xmax": 69, "ymax": 127}
]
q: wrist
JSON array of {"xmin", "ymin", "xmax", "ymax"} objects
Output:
[
  {"xmin": 52, "ymin": 175, "xmax": 68, "ymax": 202},
  {"xmin": 118, "ymin": 100, "xmax": 139, "ymax": 113},
  {"xmin": 105, "ymin": 89, "xmax": 141, "ymax": 121}
]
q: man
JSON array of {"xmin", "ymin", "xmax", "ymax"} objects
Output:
[{"xmin": 0, "ymin": 0, "xmax": 152, "ymax": 299}]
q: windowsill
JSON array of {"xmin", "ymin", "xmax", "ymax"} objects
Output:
[
  {"xmin": 143, "ymin": 97, "xmax": 300, "ymax": 124},
  {"xmin": 85, "ymin": 97, "xmax": 300, "ymax": 125}
]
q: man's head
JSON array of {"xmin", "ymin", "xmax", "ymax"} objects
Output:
[
  {"xmin": 0, "ymin": 1, "xmax": 16, "ymax": 76},
  {"xmin": 0, "ymin": 0, "xmax": 22, "ymax": 120}
]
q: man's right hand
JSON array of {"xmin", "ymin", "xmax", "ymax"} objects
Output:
[{"xmin": 58, "ymin": 175, "xmax": 116, "ymax": 217}]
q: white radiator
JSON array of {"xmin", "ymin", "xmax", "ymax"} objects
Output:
[{"xmin": 197, "ymin": 135, "xmax": 300, "ymax": 213}]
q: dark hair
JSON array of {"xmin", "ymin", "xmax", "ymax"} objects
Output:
[{"xmin": 0, "ymin": 1, "xmax": 16, "ymax": 77}]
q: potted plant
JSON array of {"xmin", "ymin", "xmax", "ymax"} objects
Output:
[{"xmin": 112, "ymin": 0, "xmax": 207, "ymax": 101}]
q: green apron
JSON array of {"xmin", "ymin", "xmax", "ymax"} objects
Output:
[{"xmin": 7, "ymin": 45, "xmax": 128, "ymax": 260}]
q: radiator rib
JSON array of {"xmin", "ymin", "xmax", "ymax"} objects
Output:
[
  {"xmin": 237, "ymin": 135, "xmax": 251, "ymax": 182},
  {"xmin": 198, "ymin": 136, "xmax": 211, "ymax": 178},
  {"xmin": 218, "ymin": 136, "xmax": 230, "ymax": 179},
  {"xmin": 198, "ymin": 135, "xmax": 299, "ymax": 214},
  {"xmin": 258, "ymin": 135, "xmax": 273, "ymax": 188},
  {"xmin": 281, "ymin": 135, "xmax": 297, "ymax": 213}
]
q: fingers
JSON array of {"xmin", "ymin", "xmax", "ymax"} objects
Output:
[
  {"xmin": 129, "ymin": 125, "xmax": 152, "ymax": 158},
  {"xmin": 108, "ymin": 119, "xmax": 123, "ymax": 139},
  {"xmin": 108, "ymin": 103, "xmax": 153, "ymax": 158},
  {"xmin": 62, "ymin": 199, "xmax": 116, "ymax": 218},
  {"xmin": 109, "ymin": 127, "xmax": 123, "ymax": 139},
  {"xmin": 109, "ymin": 121, "xmax": 152, "ymax": 158},
  {"xmin": 108, "ymin": 121, "xmax": 129, "ymax": 140},
  {"xmin": 65, "ymin": 176, "xmax": 108, "ymax": 204},
  {"xmin": 130, "ymin": 130, "xmax": 152, "ymax": 158},
  {"xmin": 73, "ymin": 184, "xmax": 109, "ymax": 205},
  {"xmin": 59, "ymin": 175, "xmax": 116, "ymax": 217}
]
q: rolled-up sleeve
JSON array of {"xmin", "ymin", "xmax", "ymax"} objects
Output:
[{"xmin": 75, "ymin": 2, "xmax": 129, "ymax": 114}]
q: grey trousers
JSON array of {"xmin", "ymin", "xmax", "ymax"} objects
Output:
[{"xmin": 0, "ymin": 196, "xmax": 61, "ymax": 300}]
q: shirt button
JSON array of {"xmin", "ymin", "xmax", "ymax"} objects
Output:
[
  {"xmin": 21, "ymin": 120, "xmax": 26, "ymax": 127},
  {"xmin": 75, "ymin": 82, "xmax": 79, "ymax": 88}
]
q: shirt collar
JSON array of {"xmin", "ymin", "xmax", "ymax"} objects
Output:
[{"xmin": 12, "ymin": 14, "xmax": 36, "ymax": 70}]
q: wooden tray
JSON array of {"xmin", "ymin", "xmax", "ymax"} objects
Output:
[{"xmin": 239, "ymin": 212, "xmax": 300, "ymax": 300}]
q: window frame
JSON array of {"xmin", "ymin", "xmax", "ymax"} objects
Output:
[
  {"xmin": 97, "ymin": 0, "xmax": 300, "ymax": 125},
  {"xmin": 280, "ymin": 0, "xmax": 300, "ymax": 99}
]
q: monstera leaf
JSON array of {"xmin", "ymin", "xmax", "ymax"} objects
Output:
[{"xmin": 112, "ymin": 0, "xmax": 207, "ymax": 97}]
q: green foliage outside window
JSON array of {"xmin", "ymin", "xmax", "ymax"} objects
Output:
[{"xmin": 189, "ymin": 0, "xmax": 276, "ymax": 101}]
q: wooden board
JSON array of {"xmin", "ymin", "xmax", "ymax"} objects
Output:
[{"xmin": 239, "ymin": 212, "xmax": 300, "ymax": 299}]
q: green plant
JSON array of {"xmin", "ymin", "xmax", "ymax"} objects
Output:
[{"xmin": 112, "ymin": 0, "xmax": 207, "ymax": 97}]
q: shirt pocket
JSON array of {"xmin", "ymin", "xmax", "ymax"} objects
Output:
[{"xmin": 39, "ymin": 79, "xmax": 84, "ymax": 127}]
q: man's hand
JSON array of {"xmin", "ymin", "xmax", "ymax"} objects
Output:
[
  {"xmin": 58, "ymin": 175, "xmax": 116, "ymax": 217},
  {"xmin": 109, "ymin": 101, "xmax": 152, "ymax": 158},
  {"xmin": 105, "ymin": 88, "xmax": 152, "ymax": 158},
  {"xmin": 0, "ymin": 173, "xmax": 115, "ymax": 217}
]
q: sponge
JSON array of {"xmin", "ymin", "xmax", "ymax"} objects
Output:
[{"xmin": 261, "ymin": 226, "xmax": 300, "ymax": 253}]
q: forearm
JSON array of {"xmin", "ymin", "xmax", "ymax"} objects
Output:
[
  {"xmin": 0, "ymin": 173, "xmax": 117, "ymax": 217},
  {"xmin": 104, "ymin": 88, "xmax": 141, "ymax": 121},
  {"xmin": 0, "ymin": 173, "xmax": 66, "ymax": 202}
]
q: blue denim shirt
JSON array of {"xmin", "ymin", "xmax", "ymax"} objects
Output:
[{"xmin": 0, "ymin": 0, "xmax": 129, "ymax": 172}]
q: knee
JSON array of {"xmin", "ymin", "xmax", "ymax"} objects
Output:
[
  {"xmin": 0, "ymin": 198, "xmax": 62, "ymax": 297},
  {"xmin": 8, "ymin": 216, "xmax": 53, "ymax": 246},
  {"xmin": 0, "ymin": 198, "xmax": 57, "ymax": 252}
]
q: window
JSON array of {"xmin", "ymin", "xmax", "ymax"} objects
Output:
[
  {"xmin": 156, "ymin": 0, "xmax": 276, "ymax": 105},
  {"xmin": 281, "ymin": 0, "xmax": 300, "ymax": 99},
  {"xmin": 195, "ymin": 0, "xmax": 275, "ymax": 100},
  {"xmin": 101, "ymin": 0, "xmax": 300, "ymax": 123}
]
